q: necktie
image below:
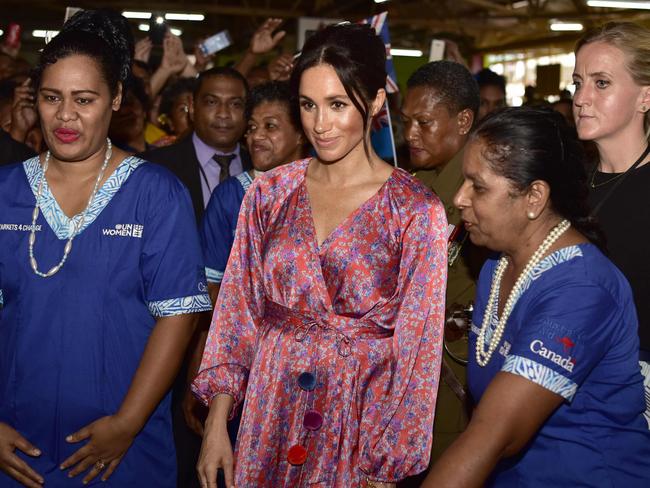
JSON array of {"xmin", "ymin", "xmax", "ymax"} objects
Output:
[{"xmin": 212, "ymin": 153, "xmax": 236, "ymax": 183}]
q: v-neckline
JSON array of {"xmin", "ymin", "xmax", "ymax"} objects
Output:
[
  {"xmin": 301, "ymin": 162, "xmax": 396, "ymax": 253},
  {"xmin": 23, "ymin": 155, "xmax": 145, "ymax": 240}
]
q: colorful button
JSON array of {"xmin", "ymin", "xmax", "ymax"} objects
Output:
[
  {"xmin": 297, "ymin": 372, "xmax": 316, "ymax": 391},
  {"xmin": 287, "ymin": 444, "xmax": 308, "ymax": 465},
  {"xmin": 303, "ymin": 410, "xmax": 323, "ymax": 431}
]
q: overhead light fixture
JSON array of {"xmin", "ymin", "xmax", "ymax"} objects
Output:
[
  {"xmin": 138, "ymin": 24, "xmax": 150, "ymax": 32},
  {"xmin": 170, "ymin": 27, "xmax": 183, "ymax": 36},
  {"xmin": 550, "ymin": 22, "xmax": 584, "ymax": 31},
  {"xmin": 374, "ymin": 0, "xmax": 389, "ymax": 3},
  {"xmin": 164, "ymin": 13, "xmax": 205, "ymax": 21},
  {"xmin": 33, "ymin": 29, "xmax": 59, "ymax": 38},
  {"xmin": 154, "ymin": 16, "xmax": 165, "ymax": 25},
  {"xmin": 0, "ymin": 30, "xmax": 3, "ymax": 37},
  {"xmin": 512, "ymin": 0, "xmax": 529, "ymax": 7},
  {"xmin": 122, "ymin": 11, "xmax": 152, "ymax": 19},
  {"xmin": 390, "ymin": 48, "xmax": 423, "ymax": 57},
  {"xmin": 587, "ymin": 0, "xmax": 650, "ymax": 9}
]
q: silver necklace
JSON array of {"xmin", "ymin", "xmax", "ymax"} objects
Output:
[{"xmin": 28, "ymin": 138, "xmax": 112, "ymax": 278}]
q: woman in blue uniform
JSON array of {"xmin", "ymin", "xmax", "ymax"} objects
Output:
[
  {"xmin": 0, "ymin": 10, "xmax": 210, "ymax": 487},
  {"xmin": 423, "ymin": 107, "xmax": 650, "ymax": 486}
]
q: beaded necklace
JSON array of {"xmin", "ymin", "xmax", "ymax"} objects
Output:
[
  {"xmin": 475, "ymin": 219, "xmax": 571, "ymax": 367},
  {"xmin": 28, "ymin": 138, "xmax": 112, "ymax": 278}
]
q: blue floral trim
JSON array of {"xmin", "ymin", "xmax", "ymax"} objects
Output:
[
  {"xmin": 23, "ymin": 156, "xmax": 146, "ymax": 240},
  {"xmin": 148, "ymin": 294, "xmax": 212, "ymax": 317},
  {"xmin": 485, "ymin": 246, "xmax": 583, "ymax": 344},
  {"xmin": 205, "ymin": 267, "xmax": 224, "ymax": 284},
  {"xmin": 235, "ymin": 171, "xmax": 254, "ymax": 192},
  {"xmin": 503, "ymin": 354, "xmax": 577, "ymax": 401},
  {"xmin": 0, "ymin": 289, "xmax": 3, "ymax": 307}
]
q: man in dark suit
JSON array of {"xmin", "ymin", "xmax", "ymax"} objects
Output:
[
  {"xmin": 140, "ymin": 67, "xmax": 251, "ymax": 488},
  {"xmin": 141, "ymin": 67, "xmax": 252, "ymax": 223}
]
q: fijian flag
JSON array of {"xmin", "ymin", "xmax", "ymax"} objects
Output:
[{"xmin": 360, "ymin": 12, "xmax": 398, "ymax": 163}]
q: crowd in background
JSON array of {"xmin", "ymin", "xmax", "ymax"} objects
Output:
[{"xmin": 0, "ymin": 8, "xmax": 649, "ymax": 488}]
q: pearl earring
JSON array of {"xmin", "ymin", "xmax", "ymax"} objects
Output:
[
  {"xmin": 527, "ymin": 212, "xmax": 535, "ymax": 219},
  {"xmin": 643, "ymin": 105, "xmax": 648, "ymax": 112}
]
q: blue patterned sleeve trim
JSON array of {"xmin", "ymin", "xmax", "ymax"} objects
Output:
[
  {"xmin": 0, "ymin": 289, "xmax": 3, "ymax": 307},
  {"xmin": 148, "ymin": 294, "xmax": 212, "ymax": 317},
  {"xmin": 205, "ymin": 267, "xmax": 224, "ymax": 284},
  {"xmin": 502, "ymin": 354, "xmax": 577, "ymax": 401}
]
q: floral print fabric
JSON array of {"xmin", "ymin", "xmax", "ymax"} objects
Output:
[{"xmin": 193, "ymin": 159, "xmax": 447, "ymax": 486}]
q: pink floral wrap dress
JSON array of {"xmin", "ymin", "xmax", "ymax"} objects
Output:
[{"xmin": 193, "ymin": 159, "xmax": 448, "ymax": 486}]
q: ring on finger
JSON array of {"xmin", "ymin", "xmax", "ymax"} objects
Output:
[{"xmin": 94, "ymin": 460, "xmax": 106, "ymax": 471}]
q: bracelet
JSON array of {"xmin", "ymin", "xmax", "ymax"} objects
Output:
[{"xmin": 366, "ymin": 479, "xmax": 389, "ymax": 488}]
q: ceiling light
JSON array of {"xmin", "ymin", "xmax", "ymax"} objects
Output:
[
  {"xmin": 32, "ymin": 29, "xmax": 59, "ymax": 38},
  {"xmin": 512, "ymin": 0, "xmax": 529, "ymax": 7},
  {"xmin": 390, "ymin": 48, "xmax": 423, "ymax": 57},
  {"xmin": 587, "ymin": 0, "xmax": 650, "ymax": 9},
  {"xmin": 550, "ymin": 22, "xmax": 584, "ymax": 31},
  {"xmin": 170, "ymin": 28, "xmax": 183, "ymax": 36},
  {"xmin": 164, "ymin": 13, "xmax": 205, "ymax": 21},
  {"xmin": 138, "ymin": 24, "xmax": 150, "ymax": 32},
  {"xmin": 122, "ymin": 11, "xmax": 152, "ymax": 19},
  {"xmin": 0, "ymin": 30, "xmax": 3, "ymax": 37},
  {"xmin": 374, "ymin": 0, "xmax": 389, "ymax": 3},
  {"xmin": 155, "ymin": 16, "xmax": 165, "ymax": 25}
]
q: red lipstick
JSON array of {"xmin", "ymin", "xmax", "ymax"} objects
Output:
[{"xmin": 54, "ymin": 128, "xmax": 80, "ymax": 143}]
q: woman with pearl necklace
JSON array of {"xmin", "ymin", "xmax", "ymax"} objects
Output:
[{"xmin": 422, "ymin": 107, "xmax": 650, "ymax": 487}]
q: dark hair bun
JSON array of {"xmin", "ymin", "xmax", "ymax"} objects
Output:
[{"xmin": 61, "ymin": 9, "xmax": 134, "ymax": 84}]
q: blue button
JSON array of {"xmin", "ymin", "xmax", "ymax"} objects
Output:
[{"xmin": 297, "ymin": 372, "xmax": 316, "ymax": 391}]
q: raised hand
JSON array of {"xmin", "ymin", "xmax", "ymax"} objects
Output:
[
  {"xmin": 10, "ymin": 79, "xmax": 38, "ymax": 143},
  {"xmin": 134, "ymin": 37, "xmax": 153, "ymax": 63},
  {"xmin": 268, "ymin": 53, "xmax": 294, "ymax": 81},
  {"xmin": 250, "ymin": 18, "xmax": 286, "ymax": 55}
]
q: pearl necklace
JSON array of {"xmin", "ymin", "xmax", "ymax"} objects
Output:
[
  {"xmin": 475, "ymin": 219, "xmax": 571, "ymax": 367},
  {"xmin": 28, "ymin": 138, "xmax": 112, "ymax": 278}
]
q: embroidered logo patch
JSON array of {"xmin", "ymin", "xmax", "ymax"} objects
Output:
[
  {"xmin": 530, "ymin": 339, "xmax": 576, "ymax": 373},
  {"xmin": 556, "ymin": 336, "xmax": 575, "ymax": 354},
  {"xmin": 101, "ymin": 223, "xmax": 144, "ymax": 238}
]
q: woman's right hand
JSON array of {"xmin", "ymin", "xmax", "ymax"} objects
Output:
[
  {"xmin": 196, "ymin": 423, "xmax": 234, "ymax": 488},
  {"xmin": 0, "ymin": 422, "xmax": 43, "ymax": 488}
]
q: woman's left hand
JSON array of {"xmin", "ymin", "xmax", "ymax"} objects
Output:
[{"xmin": 60, "ymin": 415, "xmax": 137, "ymax": 484}]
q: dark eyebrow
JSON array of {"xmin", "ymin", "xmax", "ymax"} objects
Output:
[{"xmin": 39, "ymin": 87, "xmax": 101, "ymax": 96}]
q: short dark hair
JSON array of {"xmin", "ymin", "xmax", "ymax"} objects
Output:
[
  {"xmin": 160, "ymin": 77, "xmax": 197, "ymax": 116},
  {"xmin": 245, "ymin": 81, "xmax": 301, "ymax": 130},
  {"xmin": 407, "ymin": 60, "xmax": 480, "ymax": 116},
  {"xmin": 194, "ymin": 66, "xmax": 249, "ymax": 99},
  {"xmin": 32, "ymin": 9, "xmax": 134, "ymax": 97},
  {"xmin": 474, "ymin": 68, "xmax": 506, "ymax": 94},
  {"xmin": 472, "ymin": 106, "xmax": 604, "ymax": 249},
  {"xmin": 290, "ymin": 23, "xmax": 386, "ymax": 155}
]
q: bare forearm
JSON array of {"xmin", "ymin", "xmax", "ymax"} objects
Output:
[
  {"xmin": 116, "ymin": 314, "xmax": 198, "ymax": 433},
  {"xmin": 234, "ymin": 50, "xmax": 257, "ymax": 77},
  {"xmin": 423, "ymin": 420, "xmax": 504, "ymax": 487},
  {"xmin": 205, "ymin": 394, "xmax": 234, "ymax": 432},
  {"xmin": 150, "ymin": 68, "xmax": 173, "ymax": 99}
]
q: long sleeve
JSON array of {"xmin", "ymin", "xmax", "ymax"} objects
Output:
[
  {"xmin": 192, "ymin": 179, "xmax": 266, "ymax": 411},
  {"xmin": 359, "ymin": 198, "xmax": 448, "ymax": 481}
]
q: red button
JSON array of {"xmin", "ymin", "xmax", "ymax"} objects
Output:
[{"xmin": 287, "ymin": 444, "xmax": 308, "ymax": 465}]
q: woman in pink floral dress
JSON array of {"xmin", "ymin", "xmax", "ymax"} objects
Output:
[{"xmin": 193, "ymin": 23, "xmax": 447, "ymax": 488}]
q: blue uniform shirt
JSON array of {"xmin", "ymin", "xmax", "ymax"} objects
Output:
[
  {"xmin": 469, "ymin": 244, "xmax": 650, "ymax": 487},
  {"xmin": 0, "ymin": 156, "xmax": 211, "ymax": 487}
]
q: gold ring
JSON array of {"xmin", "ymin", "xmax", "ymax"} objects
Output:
[{"xmin": 94, "ymin": 460, "xmax": 106, "ymax": 471}]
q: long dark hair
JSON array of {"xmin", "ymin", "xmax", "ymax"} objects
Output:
[
  {"xmin": 32, "ymin": 9, "xmax": 134, "ymax": 97},
  {"xmin": 472, "ymin": 106, "xmax": 606, "ymax": 250},
  {"xmin": 290, "ymin": 23, "xmax": 386, "ymax": 155}
]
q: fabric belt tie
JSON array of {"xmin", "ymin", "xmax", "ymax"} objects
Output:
[
  {"xmin": 264, "ymin": 299, "xmax": 393, "ymax": 357},
  {"xmin": 212, "ymin": 153, "xmax": 236, "ymax": 183}
]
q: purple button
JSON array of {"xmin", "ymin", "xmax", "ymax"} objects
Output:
[
  {"xmin": 303, "ymin": 409, "xmax": 323, "ymax": 431},
  {"xmin": 297, "ymin": 372, "xmax": 316, "ymax": 391}
]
